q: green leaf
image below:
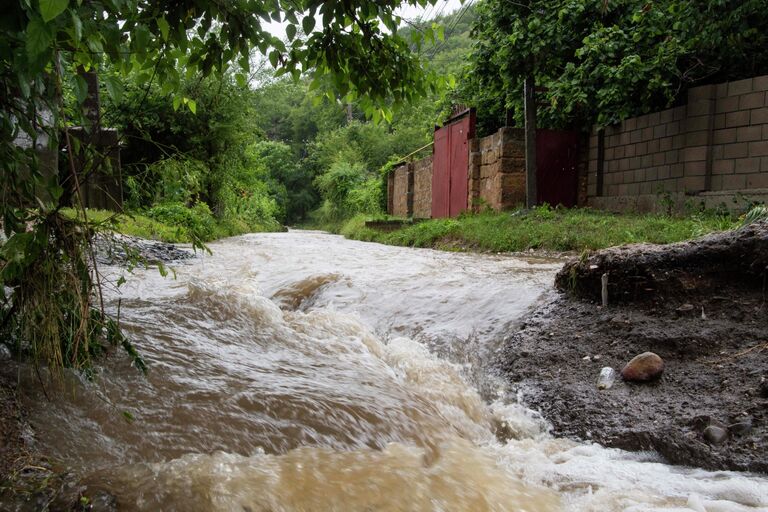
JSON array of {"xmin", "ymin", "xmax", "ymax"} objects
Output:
[
  {"xmin": 132, "ymin": 25, "xmax": 150, "ymax": 51},
  {"xmin": 26, "ymin": 18, "xmax": 53, "ymax": 58},
  {"xmin": 157, "ymin": 17, "xmax": 169, "ymax": 41},
  {"xmin": 268, "ymin": 50, "xmax": 279, "ymax": 68},
  {"xmin": 104, "ymin": 75, "xmax": 123, "ymax": 103},
  {"xmin": 135, "ymin": 71, "xmax": 151, "ymax": 85},
  {"xmin": 49, "ymin": 184, "xmax": 64, "ymax": 201},
  {"xmin": 17, "ymin": 73, "xmax": 30, "ymax": 98},
  {"xmin": 70, "ymin": 9, "xmax": 82, "ymax": 41},
  {"xmin": 286, "ymin": 24, "xmax": 296, "ymax": 41},
  {"xmin": 39, "ymin": 0, "xmax": 68, "ymax": 22},
  {"xmin": 235, "ymin": 73, "xmax": 246, "ymax": 87},
  {"xmin": 302, "ymin": 16, "xmax": 315, "ymax": 34},
  {"xmin": 382, "ymin": 14, "xmax": 396, "ymax": 33},
  {"xmin": 238, "ymin": 54, "xmax": 250, "ymax": 72},
  {"xmin": 73, "ymin": 74, "xmax": 88, "ymax": 103},
  {"xmin": 186, "ymin": 99, "xmax": 196, "ymax": 114},
  {"xmin": 0, "ymin": 232, "xmax": 33, "ymax": 262}
]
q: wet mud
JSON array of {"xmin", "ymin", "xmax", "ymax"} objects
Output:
[{"xmin": 500, "ymin": 222, "xmax": 768, "ymax": 473}]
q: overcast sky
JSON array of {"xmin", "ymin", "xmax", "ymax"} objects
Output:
[
  {"xmin": 395, "ymin": 0, "xmax": 465, "ymax": 23},
  {"xmin": 265, "ymin": 0, "xmax": 466, "ymax": 38}
]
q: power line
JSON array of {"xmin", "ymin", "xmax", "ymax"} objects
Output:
[{"xmin": 423, "ymin": 0, "xmax": 475, "ymax": 60}]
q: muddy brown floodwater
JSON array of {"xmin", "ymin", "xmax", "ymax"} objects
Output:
[{"xmin": 10, "ymin": 231, "xmax": 768, "ymax": 510}]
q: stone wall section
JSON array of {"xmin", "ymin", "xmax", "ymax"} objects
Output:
[
  {"xmin": 585, "ymin": 74, "xmax": 768, "ymax": 212},
  {"xmin": 413, "ymin": 156, "xmax": 433, "ymax": 218},
  {"xmin": 387, "ymin": 127, "xmax": 528, "ymax": 217},
  {"xmin": 390, "ymin": 164, "xmax": 409, "ymax": 217},
  {"xmin": 469, "ymin": 127, "xmax": 526, "ymax": 211}
]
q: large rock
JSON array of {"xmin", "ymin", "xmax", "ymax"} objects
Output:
[
  {"xmin": 703, "ymin": 425, "xmax": 728, "ymax": 445},
  {"xmin": 621, "ymin": 352, "xmax": 664, "ymax": 382}
]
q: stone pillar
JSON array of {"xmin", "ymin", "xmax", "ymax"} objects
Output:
[
  {"xmin": 406, "ymin": 161, "xmax": 415, "ymax": 218},
  {"xmin": 497, "ymin": 127, "xmax": 526, "ymax": 209},
  {"xmin": 468, "ymin": 138, "xmax": 481, "ymax": 211}
]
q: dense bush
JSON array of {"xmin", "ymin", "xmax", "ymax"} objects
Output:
[
  {"xmin": 313, "ymin": 161, "xmax": 367, "ymax": 218},
  {"xmin": 145, "ymin": 202, "xmax": 219, "ymax": 242},
  {"xmin": 105, "ymin": 73, "xmax": 288, "ymax": 233}
]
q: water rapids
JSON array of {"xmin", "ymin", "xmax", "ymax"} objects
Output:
[{"xmin": 19, "ymin": 231, "xmax": 768, "ymax": 511}]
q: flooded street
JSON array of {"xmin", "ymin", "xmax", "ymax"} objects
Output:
[{"xmin": 19, "ymin": 231, "xmax": 768, "ymax": 511}]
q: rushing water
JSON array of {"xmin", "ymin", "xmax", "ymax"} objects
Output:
[{"xmin": 18, "ymin": 231, "xmax": 768, "ymax": 511}]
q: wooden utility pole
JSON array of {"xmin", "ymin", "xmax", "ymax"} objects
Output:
[{"xmin": 523, "ymin": 74, "xmax": 537, "ymax": 208}]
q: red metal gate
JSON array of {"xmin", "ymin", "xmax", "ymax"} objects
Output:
[
  {"xmin": 536, "ymin": 129, "xmax": 579, "ymax": 207},
  {"xmin": 432, "ymin": 110, "xmax": 475, "ymax": 218}
]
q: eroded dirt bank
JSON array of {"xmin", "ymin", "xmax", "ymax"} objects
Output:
[{"xmin": 499, "ymin": 221, "xmax": 768, "ymax": 472}]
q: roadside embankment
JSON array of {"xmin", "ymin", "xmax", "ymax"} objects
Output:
[
  {"xmin": 63, "ymin": 207, "xmax": 284, "ymax": 245},
  {"xmin": 334, "ymin": 208, "xmax": 738, "ymax": 253},
  {"xmin": 499, "ymin": 220, "xmax": 768, "ymax": 472}
]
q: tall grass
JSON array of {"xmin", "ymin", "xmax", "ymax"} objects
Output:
[{"xmin": 0, "ymin": 211, "xmax": 145, "ymax": 377}]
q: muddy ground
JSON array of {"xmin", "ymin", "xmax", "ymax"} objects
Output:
[
  {"xmin": 0, "ymin": 372, "xmax": 71, "ymax": 511},
  {"xmin": 0, "ymin": 374, "xmax": 26, "ymax": 488},
  {"xmin": 499, "ymin": 221, "xmax": 768, "ymax": 472}
]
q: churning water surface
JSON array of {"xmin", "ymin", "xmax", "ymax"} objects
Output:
[{"xmin": 20, "ymin": 231, "xmax": 768, "ymax": 511}]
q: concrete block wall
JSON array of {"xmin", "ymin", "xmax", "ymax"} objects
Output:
[
  {"xmin": 586, "ymin": 74, "xmax": 768, "ymax": 212},
  {"xmin": 387, "ymin": 156, "xmax": 432, "ymax": 218}
]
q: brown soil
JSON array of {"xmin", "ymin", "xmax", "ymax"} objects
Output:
[
  {"xmin": 499, "ymin": 222, "xmax": 768, "ymax": 472},
  {"xmin": 1, "ymin": 371, "xmax": 112, "ymax": 511},
  {"xmin": 0, "ymin": 374, "xmax": 64, "ymax": 511},
  {"xmin": 0, "ymin": 375, "xmax": 26, "ymax": 483}
]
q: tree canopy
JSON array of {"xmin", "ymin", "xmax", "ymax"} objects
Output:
[{"xmin": 462, "ymin": 0, "xmax": 768, "ymax": 133}]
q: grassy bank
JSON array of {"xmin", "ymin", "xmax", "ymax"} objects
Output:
[
  {"xmin": 332, "ymin": 207, "xmax": 739, "ymax": 253},
  {"xmin": 62, "ymin": 206, "xmax": 281, "ymax": 244}
]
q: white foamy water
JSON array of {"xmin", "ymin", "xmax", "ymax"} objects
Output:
[{"xmin": 17, "ymin": 231, "xmax": 768, "ymax": 511}]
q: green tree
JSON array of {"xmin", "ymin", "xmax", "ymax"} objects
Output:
[
  {"xmin": 248, "ymin": 140, "xmax": 319, "ymax": 223},
  {"xmin": 462, "ymin": 0, "xmax": 768, "ymax": 133}
]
